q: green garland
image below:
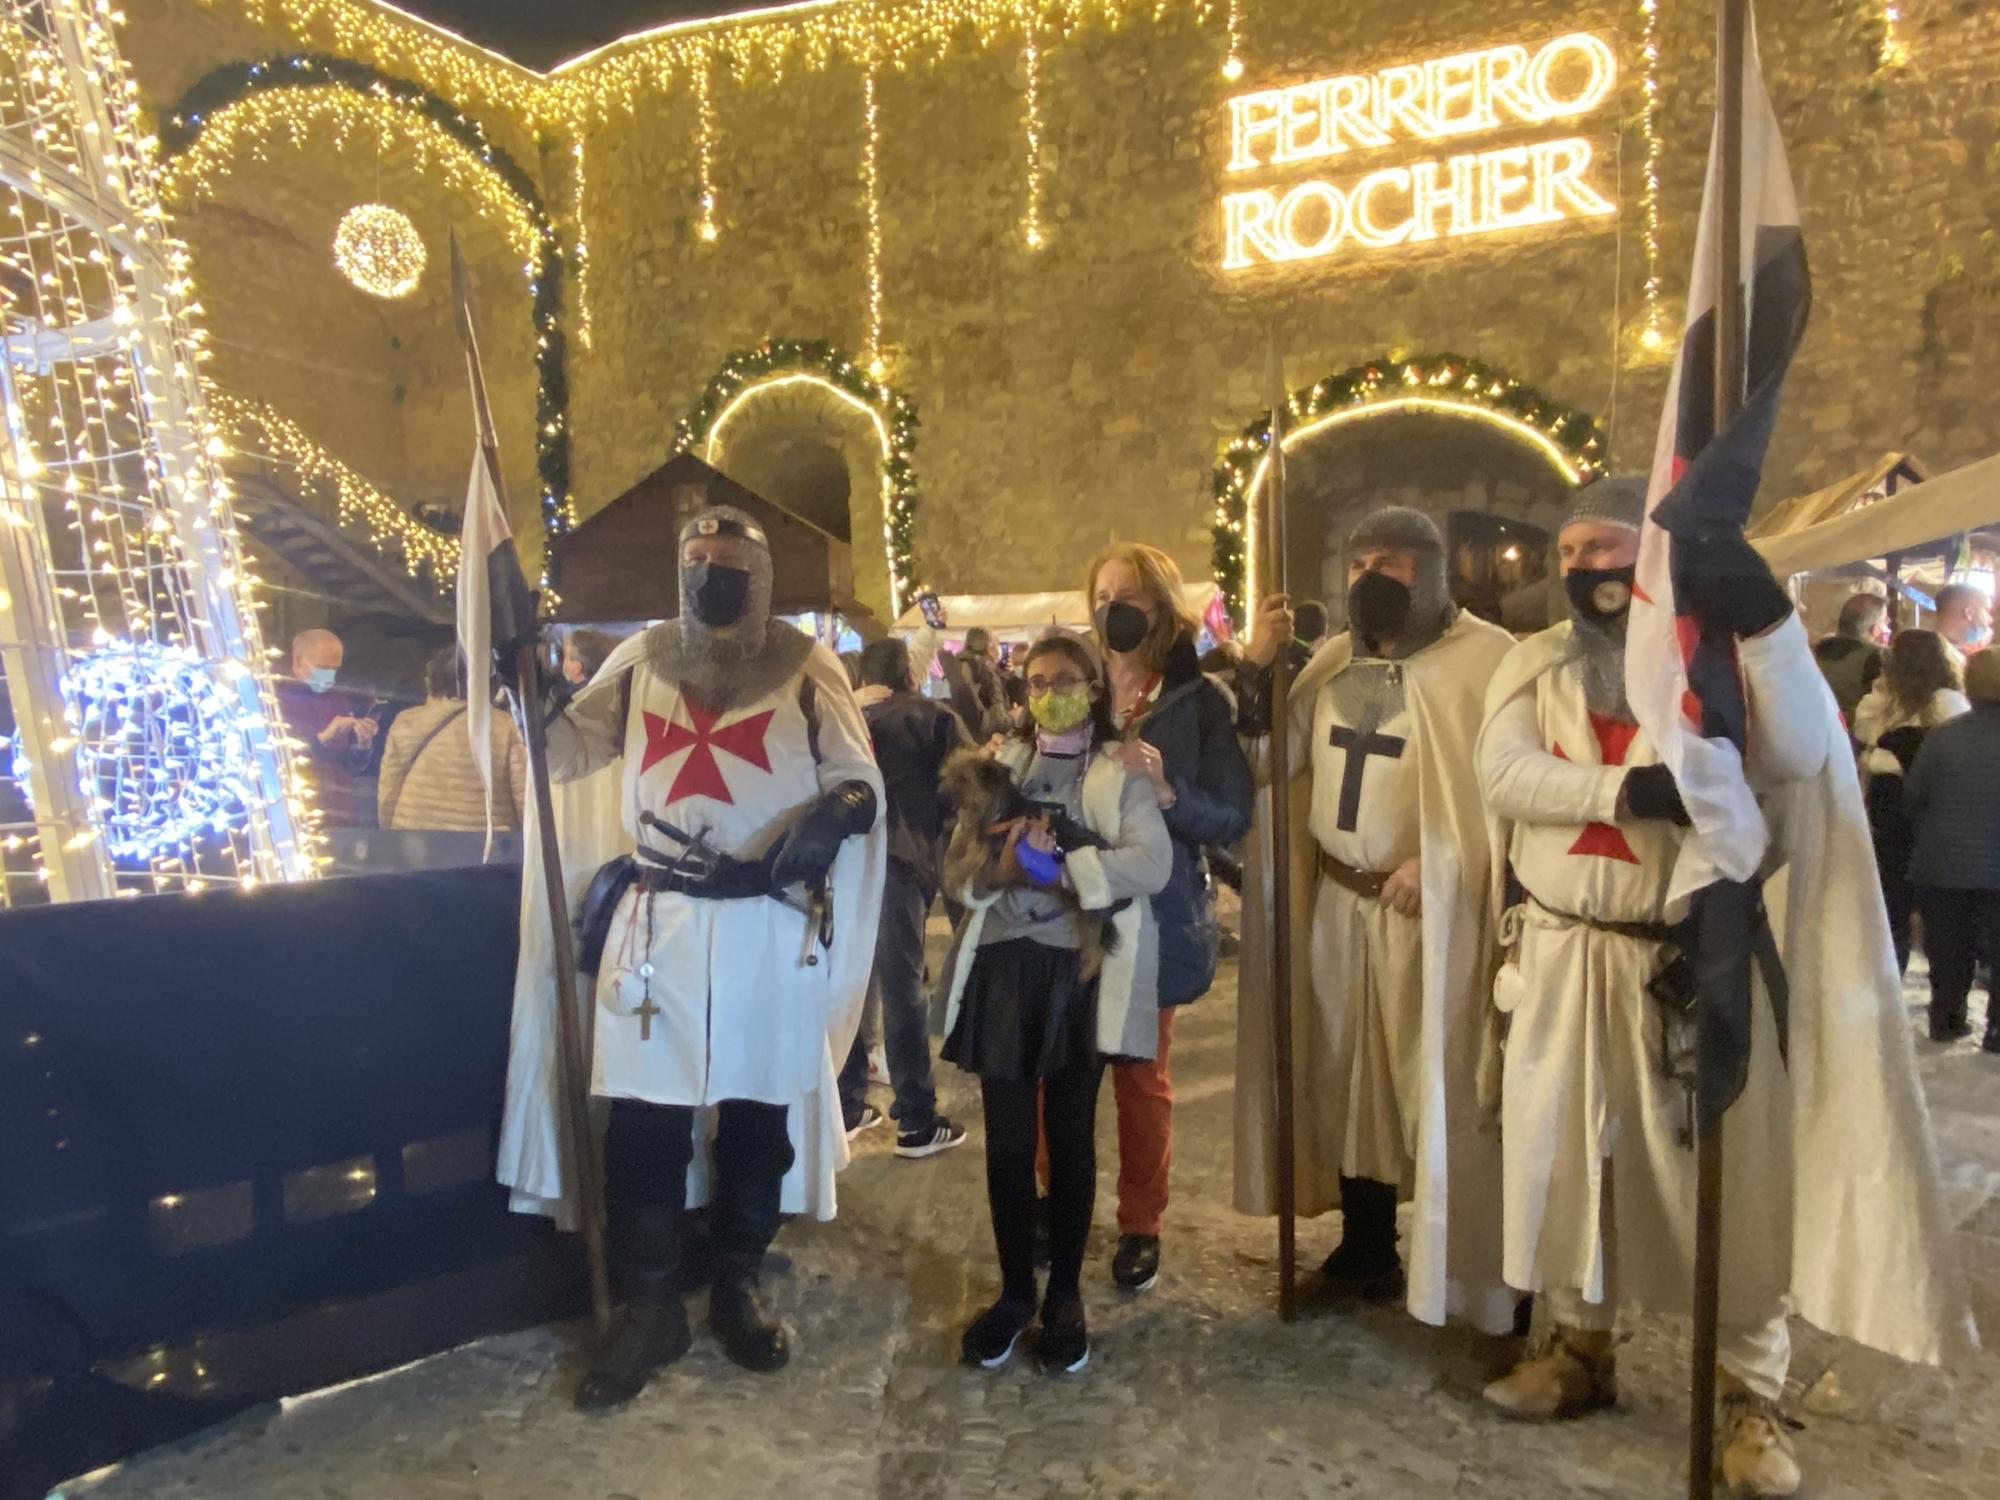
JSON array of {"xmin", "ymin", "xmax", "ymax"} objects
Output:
[
  {"xmin": 158, "ymin": 55, "xmax": 574, "ymax": 576},
  {"xmin": 674, "ymin": 339, "xmax": 921, "ymax": 612},
  {"xmin": 1210, "ymin": 353, "xmax": 1605, "ymax": 625}
]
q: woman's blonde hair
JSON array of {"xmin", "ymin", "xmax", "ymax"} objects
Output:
[{"xmin": 1085, "ymin": 541, "xmax": 1199, "ymax": 672}]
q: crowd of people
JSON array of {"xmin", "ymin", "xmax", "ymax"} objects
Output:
[
  {"xmin": 1839, "ymin": 588, "xmax": 2000, "ymax": 1045},
  {"xmin": 269, "ymin": 489, "xmax": 1986, "ymax": 1500}
]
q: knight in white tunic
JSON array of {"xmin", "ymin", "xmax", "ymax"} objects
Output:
[
  {"xmin": 1476, "ymin": 477, "xmax": 1976, "ymax": 1499},
  {"xmin": 505, "ymin": 505, "xmax": 884, "ymax": 1409},
  {"xmin": 1235, "ymin": 508, "xmax": 1515, "ymax": 1334}
]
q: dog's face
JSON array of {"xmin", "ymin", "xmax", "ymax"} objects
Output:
[{"xmin": 939, "ymin": 748, "xmax": 1013, "ymax": 821}]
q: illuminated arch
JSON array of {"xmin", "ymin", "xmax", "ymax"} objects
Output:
[
  {"xmin": 1211, "ymin": 353, "xmax": 1605, "ymax": 621},
  {"xmin": 675, "ymin": 340, "xmax": 920, "ymax": 616},
  {"xmin": 156, "ymin": 56, "xmax": 575, "ymax": 561}
]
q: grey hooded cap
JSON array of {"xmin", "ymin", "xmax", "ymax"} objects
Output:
[
  {"xmin": 1560, "ymin": 473, "xmax": 1649, "ymax": 534},
  {"xmin": 646, "ymin": 501, "xmax": 813, "ymax": 709},
  {"xmin": 679, "ymin": 502, "xmax": 775, "ymax": 649},
  {"xmin": 1345, "ymin": 505, "xmax": 1452, "ymax": 657}
]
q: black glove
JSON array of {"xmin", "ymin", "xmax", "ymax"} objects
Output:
[
  {"xmin": 1672, "ymin": 529, "xmax": 1790, "ymax": 639},
  {"xmin": 770, "ymin": 780, "xmax": 878, "ymax": 889},
  {"xmin": 1234, "ymin": 659, "xmax": 1274, "ymax": 735},
  {"xmin": 1622, "ymin": 763, "xmax": 1692, "ymax": 826}
]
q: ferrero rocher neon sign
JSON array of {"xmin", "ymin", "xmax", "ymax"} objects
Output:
[{"xmin": 1220, "ymin": 33, "xmax": 1618, "ymax": 271}]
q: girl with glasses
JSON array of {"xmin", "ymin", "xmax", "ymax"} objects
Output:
[{"xmin": 937, "ymin": 630, "xmax": 1172, "ymax": 1375}]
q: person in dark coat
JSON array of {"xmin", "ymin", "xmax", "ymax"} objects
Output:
[
  {"xmin": 1905, "ymin": 648, "xmax": 2000, "ymax": 1049},
  {"xmin": 1086, "ymin": 541, "xmax": 1255, "ymax": 1293},
  {"xmin": 946, "ymin": 627, "xmax": 1010, "ymax": 741},
  {"xmin": 1813, "ymin": 590, "xmax": 1888, "ymax": 729},
  {"xmin": 838, "ymin": 637, "xmax": 972, "ymax": 1154}
]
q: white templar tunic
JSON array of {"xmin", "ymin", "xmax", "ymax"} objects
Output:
[
  {"xmin": 1478, "ymin": 621, "xmax": 1821, "ymax": 1325},
  {"xmin": 548, "ymin": 646, "xmax": 884, "ymax": 1109},
  {"xmin": 1235, "ymin": 610, "xmax": 1519, "ymax": 1334},
  {"xmin": 1306, "ymin": 682, "xmax": 1423, "ymax": 1186}
]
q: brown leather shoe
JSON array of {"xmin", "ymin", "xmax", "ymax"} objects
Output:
[
  {"xmin": 1719, "ymin": 1383, "xmax": 1803, "ymax": 1497},
  {"xmin": 1481, "ymin": 1328, "xmax": 1618, "ymax": 1420}
]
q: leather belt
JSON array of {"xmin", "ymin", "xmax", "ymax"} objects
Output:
[
  {"xmin": 1319, "ymin": 851, "xmax": 1390, "ymax": 899},
  {"xmin": 634, "ymin": 855, "xmax": 768, "ymax": 900},
  {"xmin": 1525, "ymin": 890, "xmax": 1678, "ymax": 946}
]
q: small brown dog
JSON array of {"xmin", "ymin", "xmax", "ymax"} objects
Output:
[{"xmin": 938, "ymin": 748, "xmax": 1121, "ymax": 979}]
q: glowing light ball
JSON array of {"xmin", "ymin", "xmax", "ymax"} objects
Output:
[{"xmin": 334, "ymin": 203, "xmax": 427, "ymax": 299}]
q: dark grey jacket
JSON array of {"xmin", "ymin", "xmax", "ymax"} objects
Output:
[
  {"xmin": 1905, "ymin": 702, "xmax": 2000, "ymax": 891},
  {"xmin": 1129, "ymin": 636, "xmax": 1256, "ymax": 1005}
]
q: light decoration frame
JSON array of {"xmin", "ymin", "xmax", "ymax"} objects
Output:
[
  {"xmin": 1877, "ymin": 4, "xmax": 1910, "ymax": 70},
  {"xmin": 155, "ymin": 54, "xmax": 577, "ymax": 571},
  {"xmin": 1210, "ymin": 354, "xmax": 1603, "ymax": 622},
  {"xmin": 569, "ymin": 137, "xmax": 592, "ymax": 347},
  {"xmin": 1636, "ymin": 0, "xmax": 1667, "ymax": 353},
  {"xmin": 23, "ymin": 640, "xmax": 260, "ymax": 862},
  {"xmin": 0, "ymin": 0, "xmax": 312, "ymax": 903},
  {"xmin": 692, "ymin": 42, "xmax": 720, "ymax": 243},
  {"xmin": 207, "ymin": 389, "xmax": 461, "ymax": 582},
  {"xmin": 860, "ymin": 52, "xmax": 885, "ymax": 376},
  {"xmin": 1020, "ymin": 8, "xmax": 1046, "ymax": 250},
  {"xmin": 673, "ymin": 338, "xmax": 920, "ymax": 617},
  {"xmin": 332, "ymin": 200, "xmax": 426, "ymax": 298}
]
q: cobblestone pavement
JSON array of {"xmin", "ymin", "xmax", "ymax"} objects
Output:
[{"xmin": 65, "ymin": 958, "xmax": 2000, "ymax": 1500}]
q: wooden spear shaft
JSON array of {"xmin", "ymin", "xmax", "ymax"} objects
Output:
[
  {"xmin": 453, "ymin": 234, "xmax": 613, "ymax": 1336},
  {"xmin": 1265, "ymin": 335, "xmax": 1298, "ymax": 1321},
  {"xmin": 1689, "ymin": 0, "xmax": 1747, "ymax": 1489}
]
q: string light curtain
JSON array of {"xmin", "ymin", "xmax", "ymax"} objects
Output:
[{"xmin": 0, "ymin": 0, "xmax": 312, "ymax": 906}]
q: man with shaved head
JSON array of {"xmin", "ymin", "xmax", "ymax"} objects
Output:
[{"xmin": 273, "ymin": 626, "xmax": 376, "ymax": 824}]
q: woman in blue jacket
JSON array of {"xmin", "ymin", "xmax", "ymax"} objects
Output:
[{"xmin": 1085, "ymin": 541, "xmax": 1256, "ymax": 1293}]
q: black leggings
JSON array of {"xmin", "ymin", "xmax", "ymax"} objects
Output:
[{"xmin": 980, "ymin": 1056, "xmax": 1103, "ymax": 1308}]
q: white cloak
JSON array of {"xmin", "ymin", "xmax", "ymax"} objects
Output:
[
  {"xmin": 1235, "ymin": 610, "xmax": 1518, "ymax": 1333},
  {"xmin": 1477, "ymin": 615, "xmax": 1976, "ymax": 1365},
  {"xmin": 496, "ymin": 631, "xmax": 885, "ymax": 1225}
]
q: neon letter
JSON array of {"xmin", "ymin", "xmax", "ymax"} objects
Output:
[{"xmin": 1223, "ymin": 189, "xmax": 1286, "ymax": 267}]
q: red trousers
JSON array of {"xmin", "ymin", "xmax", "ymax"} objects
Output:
[
  {"xmin": 1111, "ymin": 1008, "xmax": 1176, "ymax": 1236},
  {"xmin": 1036, "ymin": 1008, "xmax": 1177, "ymax": 1235}
]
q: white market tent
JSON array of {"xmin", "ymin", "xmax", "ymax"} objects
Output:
[
  {"xmin": 1752, "ymin": 450, "xmax": 2000, "ymax": 577},
  {"xmin": 892, "ymin": 581, "xmax": 1225, "ymax": 639}
]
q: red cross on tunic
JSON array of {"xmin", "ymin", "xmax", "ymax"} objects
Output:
[
  {"xmin": 641, "ymin": 701, "xmax": 775, "ymax": 806},
  {"xmin": 1553, "ymin": 711, "xmax": 1642, "ymax": 864}
]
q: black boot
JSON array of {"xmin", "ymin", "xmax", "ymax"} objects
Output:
[
  {"xmin": 707, "ymin": 1101, "xmax": 795, "ymax": 1373},
  {"xmin": 710, "ymin": 1255, "xmax": 791, "ymax": 1372},
  {"xmin": 1317, "ymin": 1176, "xmax": 1405, "ymax": 1305},
  {"xmin": 574, "ymin": 1270, "xmax": 693, "ymax": 1410}
]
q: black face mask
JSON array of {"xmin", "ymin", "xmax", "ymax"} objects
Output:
[
  {"xmin": 1347, "ymin": 569, "xmax": 1412, "ymax": 644},
  {"xmin": 1095, "ymin": 600, "xmax": 1150, "ymax": 656},
  {"xmin": 1564, "ymin": 565, "xmax": 1636, "ymax": 629},
  {"xmin": 686, "ymin": 562, "xmax": 752, "ymax": 628}
]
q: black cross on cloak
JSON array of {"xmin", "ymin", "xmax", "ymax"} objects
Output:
[{"xmin": 1327, "ymin": 724, "xmax": 1407, "ymax": 832}]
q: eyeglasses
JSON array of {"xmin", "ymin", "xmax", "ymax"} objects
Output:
[{"xmin": 1026, "ymin": 673, "xmax": 1087, "ymax": 694}]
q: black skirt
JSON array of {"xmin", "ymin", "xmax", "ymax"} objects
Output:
[{"xmin": 941, "ymin": 937, "xmax": 1099, "ymax": 1082}]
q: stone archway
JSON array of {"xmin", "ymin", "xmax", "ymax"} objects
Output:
[
  {"xmin": 1280, "ymin": 410, "xmax": 1568, "ymax": 626},
  {"xmin": 678, "ymin": 343, "xmax": 921, "ymax": 622},
  {"xmin": 705, "ymin": 376, "xmax": 880, "ymax": 539},
  {"xmin": 1212, "ymin": 354, "xmax": 1604, "ymax": 623}
]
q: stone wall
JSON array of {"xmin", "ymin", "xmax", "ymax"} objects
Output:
[{"xmin": 121, "ymin": 0, "xmax": 2000, "ymax": 608}]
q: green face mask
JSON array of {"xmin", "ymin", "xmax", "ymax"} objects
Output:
[{"xmin": 1028, "ymin": 688, "xmax": 1092, "ymax": 733}]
